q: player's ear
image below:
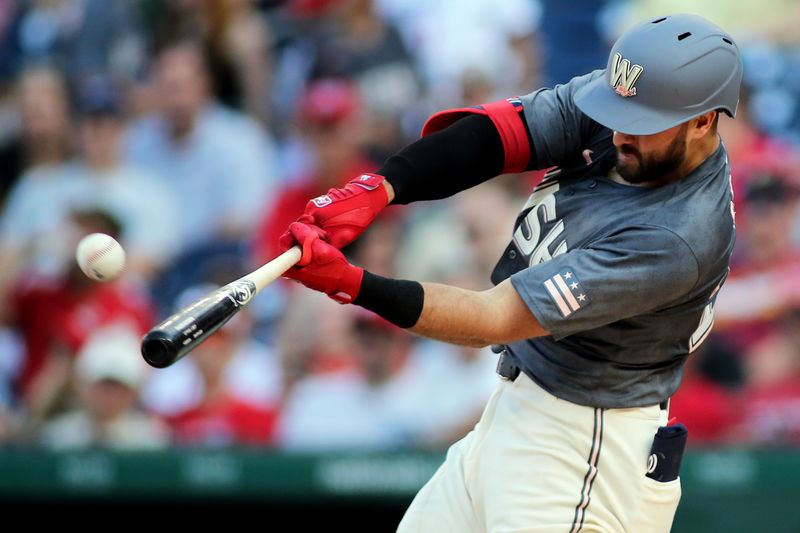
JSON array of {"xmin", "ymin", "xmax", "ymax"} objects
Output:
[{"xmin": 690, "ymin": 111, "xmax": 718, "ymax": 139}]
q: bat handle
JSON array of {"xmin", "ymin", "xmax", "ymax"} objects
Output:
[{"xmin": 247, "ymin": 246, "xmax": 302, "ymax": 294}]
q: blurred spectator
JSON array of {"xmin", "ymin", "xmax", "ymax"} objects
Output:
[
  {"xmin": 397, "ymin": 180, "xmax": 520, "ymax": 283},
  {"xmin": 0, "ymin": 66, "xmax": 72, "ymax": 209},
  {"xmin": 717, "ymin": 87, "xmax": 800, "ymax": 209},
  {"xmin": 278, "ymin": 291, "xmax": 362, "ymax": 393},
  {"xmin": 276, "ymin": 311, "xmax": 417, "ymax": 450},
  {"xmin": 124, "ymin": 39, "xmax": 276, "ymax": 251},
  {"xmin": 714, "ymin": 175, "xmax": 800, "ymax": 348},
  {"xmin": 734, "ymin": 306, "xmax": 800, "ymax": 445},
  {"xmin": 69, "ymin": 75, "xmax": 179, "ymax": 278},
  {"xmin": 279, "ymin": 300, "xmax": 497, "ymax": 451},
  {"xmin": 343, "ymin": 208, "xmax": 404, "ymax": 277},
  {"xmin": 399, "ymin": 266, "xmax": 501, "ymax": 448},
  {"xmin": 308, "ymin": 0, "xmax": 420, "ymax": 160},
  {"xmin": 6, "ymin": 210, "xmax": 153, "ymax": 431},
  {"xmin": 0, "ymin": 67, "xmax": 74, "ymax": 315},
  {"xmin": 401, "ymin": 339, "xmax": 498, "ymax": 449},
  {"xmin": 39, "ymin": 325, "xmax": 168, "ymax": 450},
  {"xmin": 668, "ymin": 336, "xmax": 745, "ymax": 446},
  {"xmin": 252, "ymin": 78, "xmax": 376, "ymax": 264},
  {"xmin": 376, "ymin": 0, "xmax": 541, "ymax": 103},
  {"xmin": 0, "ymin": 73, "xmax": 179, "ymax": 290},
  {"xmin": 146, "ymin": 0, "xmax": 274, "ymax": 123},
  {"xmin": 144, "ymin": 284, "xmax": 281, "ymax": 447},
  {"xmin": 7, "ymin": 0, "xmax": 145, "ymax": 83}
]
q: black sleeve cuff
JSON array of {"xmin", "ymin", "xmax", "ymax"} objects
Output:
[{"xmin": 354, "ymin": 271, "xmax": 424, "ymax": 329}]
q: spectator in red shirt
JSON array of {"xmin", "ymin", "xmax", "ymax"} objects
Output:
[
  {"xmin": 668, "ymin": 336, "xmax": 744, "ymax": 446},
  {"xmin": 252, "ymin": 78, "xmax": 377, "ymax": 265},
  {"xmin": 167, "ymin": 294, "xmax": 279, "ymax": 447},
  {"xmin": 8, "ymin": 209, "xmax": 153, "ymax": 432},
  {"xmin": 718, "ymin": 86, "xmax": 800, "ymax": 214},
  {"xmin": 714, "ymin": 175, "xmax": 800, "ymax": 351},
  {"xmin": 734, "ymin": 305, "xmax": 800, "ymax": 445}
]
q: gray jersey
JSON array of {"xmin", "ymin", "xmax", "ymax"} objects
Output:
[{"xmin": 492, "ymin": 71, "xmax": 736, "ymax": 408}]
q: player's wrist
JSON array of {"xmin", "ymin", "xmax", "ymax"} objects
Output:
[
  {"xmin": 353, "ymin": 271, "xmax": 424, "ymax": 328},
  {"xmin": 382, "ymin": 179, "xmax": 396, "ymax": 204},
  {"xmin": 344, "ymin": 172, "xmax": 390, "ymax": 210},
  {"xmin": 330, "ymin": 263, "xmax": 365, "ymax": 304}
]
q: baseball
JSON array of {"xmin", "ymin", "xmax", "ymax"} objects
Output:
[{"xmin": 75, "ymin": 233, "xmax": 126, "ymax": 282}]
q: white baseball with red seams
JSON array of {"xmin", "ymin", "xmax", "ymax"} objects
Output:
[{"xmin": 75, "ymin": 233, "xmax": 126, "ymax": 282}]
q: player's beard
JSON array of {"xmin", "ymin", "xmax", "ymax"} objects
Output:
[{"xmin": 615, "ymin": 124, "xmax": 689, "ymax": 184}]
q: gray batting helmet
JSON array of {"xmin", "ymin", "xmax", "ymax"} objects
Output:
[{"xmin": 574, "ymin": 14, "xmax": 743, "ymax": 135}]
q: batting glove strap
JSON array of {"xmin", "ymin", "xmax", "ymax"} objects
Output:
[{"xmin": 304, "ymin": 173, "xmax": 389, "ymax": 249}]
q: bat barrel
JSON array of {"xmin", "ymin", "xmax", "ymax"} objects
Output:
[
  {"xmin": 141, "ymin": 333, "xmax": 182, "ymax": 369},
  {"xmin": 140, "ymin": 247, "xmax": 300, "ymax": 369},
  {"xmin": 140, "ymin": 279, "xmax": 256, "ymax": 368}
]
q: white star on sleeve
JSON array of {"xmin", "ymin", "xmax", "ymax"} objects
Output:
[
  {"xmin": 570, "ymin": 282, "xmax": 578, "ymax": 290},
  {"xmin": 564, "ymin": 272, "xmax": 573, "ymax": 280},
  {"xmin": 578, "ymin": 294, "xmax": 586, "ymax": 302}
]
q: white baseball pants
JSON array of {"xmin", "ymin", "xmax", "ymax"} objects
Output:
[{"xmin": 397, "ymin": 372, "xmax": 681, "ymax": 533}]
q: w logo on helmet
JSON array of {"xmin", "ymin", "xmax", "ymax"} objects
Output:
[{"xmin": 610, "ymin": 52, "xmax": 643, "ymax": 97}]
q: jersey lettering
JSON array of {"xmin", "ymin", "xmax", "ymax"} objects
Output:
[
  {"xmin": 725, "ymin": 156, "xmax": 736, "ymax": 229},
  {"xmin": 513, "ymin": 182, "xmax": 568, "ymax": 265},
  {"xmin": 688, "ymin": 271, "xmax": 727, "ymax": 353}
]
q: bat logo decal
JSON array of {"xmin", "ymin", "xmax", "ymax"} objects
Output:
[{"xmin": 226, "ymin": 280, "xmax": 257, "ymax": 307}]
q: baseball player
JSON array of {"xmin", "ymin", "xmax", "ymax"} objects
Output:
[{"xmin": 279, "ymin": 14, "xmax": 743, "ymax": 533}]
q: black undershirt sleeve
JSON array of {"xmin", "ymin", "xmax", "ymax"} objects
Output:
[{"xmin": 378, "ymin": 113, "xmax": 533, "ymax": 205}]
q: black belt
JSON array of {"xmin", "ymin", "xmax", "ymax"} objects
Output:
[{"xmin": 495, "ymin": 349, "xmax": 670, "ymax": 411}]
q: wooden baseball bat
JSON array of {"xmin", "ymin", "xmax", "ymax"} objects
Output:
[{"xmin": 141, "ymin": 246, "xmax": 302, "ymax": 368}]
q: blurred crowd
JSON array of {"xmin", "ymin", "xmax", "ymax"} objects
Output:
[{"xmin": 0, "ymin": 0, "xmax": 798, "ymax": 452}]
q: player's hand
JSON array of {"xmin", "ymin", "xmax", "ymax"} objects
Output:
[
  {"xmin": 282, "ymin": 173, "xmax": 389, "ymax": 250},
  {"xmin": 281, "ymin": 221, "xmax": 364, "ymax": 304}
]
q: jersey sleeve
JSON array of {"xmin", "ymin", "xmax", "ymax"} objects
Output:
[
  {"xmin": 519, "ymin": 70, "xmax": 606, "ymax": 169},
  {"xmin": 510, "ymin": 225, "xmax": 700, "ymax": 340}
]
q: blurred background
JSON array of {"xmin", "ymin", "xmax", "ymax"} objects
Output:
[{"xmin": 0, "ymin": 0, "xmax": 799, "ymax": 529}]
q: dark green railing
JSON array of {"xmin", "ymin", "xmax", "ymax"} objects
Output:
[{"xmin": 0, "ymin": 448, "xmax": 796, "ymax": 532}]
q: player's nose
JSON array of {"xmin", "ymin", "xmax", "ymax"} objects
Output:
[{"xmin": 612, "ymin": 131, "xmax": 638, "ymax": 148}]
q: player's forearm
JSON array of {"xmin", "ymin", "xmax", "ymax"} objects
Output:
[
  {"xmin": 354, "ymin": 273, "xmax": 548, "ymax": 347},
  {"xmin": 413, "ymin": 281, "xmax": 549, "ymax": 346},
  {"xmin": 411, "ymin": 282, "xmax": 507, "ymax": 347},
  {"xmin": 378, "ymin": 115, "xmax": 506, "ymax": 205}
]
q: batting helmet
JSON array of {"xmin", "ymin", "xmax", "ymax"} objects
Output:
[{"xmin": 574, "ymin": 13, "xmax": 743, "ymax": 135}]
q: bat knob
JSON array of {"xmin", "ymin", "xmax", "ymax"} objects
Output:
[{"xmin": 141, "ymin": 331, "xmax": 179, "ymax": 368}]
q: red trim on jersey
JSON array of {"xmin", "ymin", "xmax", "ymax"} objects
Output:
[{"xmin": 420, "ymin": 98, "xmax": 531, "ymax": 174}]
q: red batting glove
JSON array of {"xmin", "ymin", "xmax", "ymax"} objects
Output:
[
  {"xmin": 282, "ymin": 222, "xmax": 364, "ymax": 304},
  {"xmin": 282, "ymin": 173, "xmax": 389, "ymax": 250}
]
